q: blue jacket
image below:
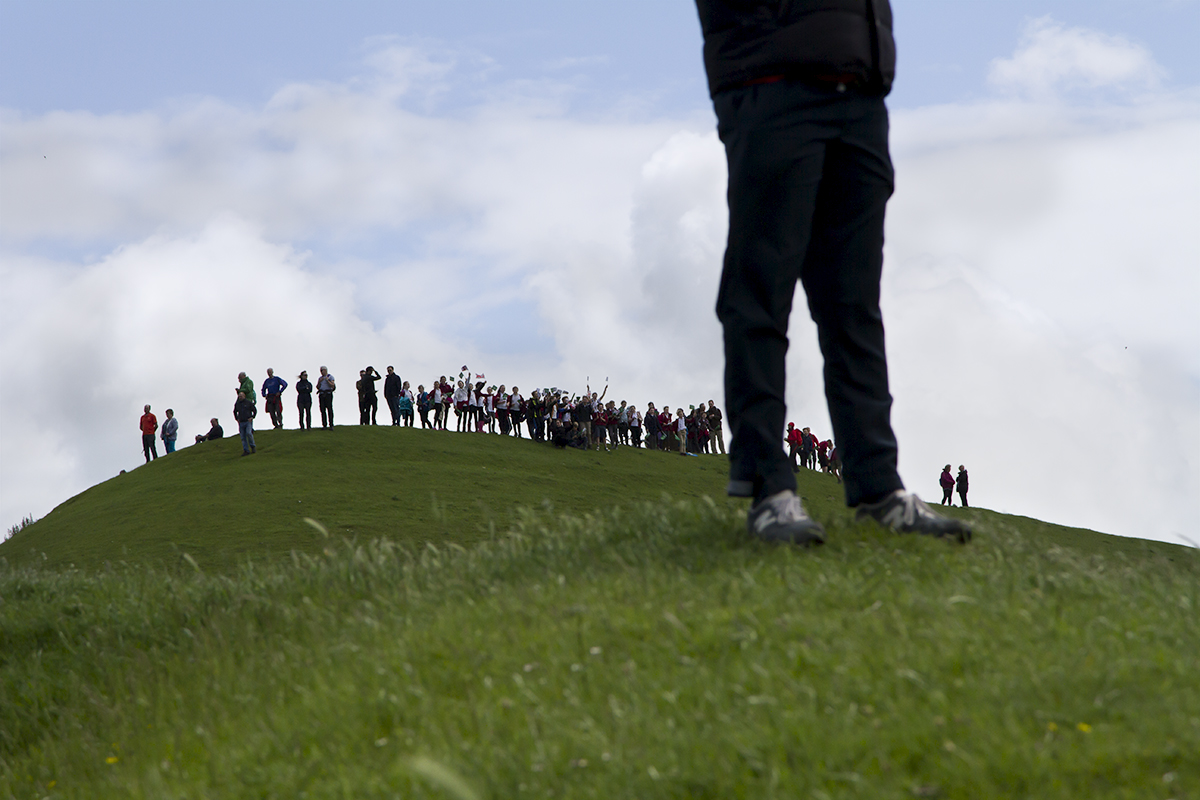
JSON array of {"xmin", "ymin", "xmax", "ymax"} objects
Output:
[{"xmin": 262, "ymin": 376, "xmax": 288, "ymax": 397}]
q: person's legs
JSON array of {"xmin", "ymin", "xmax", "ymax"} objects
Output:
[
  {"xmin": 388, "ymin": 396, "xmax": 400, "ymax": 425},
  {"xmin": 165, "ymin": 439, "xmax": 176, "ymax": 454},
  {"xmin": 959, "ymin": 490, "xmax": 968, "ymax": 508}
]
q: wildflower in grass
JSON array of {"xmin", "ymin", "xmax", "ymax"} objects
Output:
[
  {"xmin": 106, "ymin": 756, "xmax": 119, "ymax": 764},
  {"xmin": 589, "ymin": 646, "xmax": 602, "ymax": 656},
  {"xmin": 1077, "ymin": 722, "xmax": 1092, "ymax": 733},
  {"xmin": 1047, "ymin": 722, "xmax": 1057, "ymax": 731}
]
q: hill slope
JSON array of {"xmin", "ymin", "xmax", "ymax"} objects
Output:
[{"xmin": 0, "ymin": 425, "xmax": 1186, "ymax": 573}]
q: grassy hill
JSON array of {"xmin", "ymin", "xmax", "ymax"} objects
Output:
[
  {"xmin": 2, "ymin": 428, "xmax": 1197, "ymax": 798},
  {"xmin": 0, "ymin": 425, "xmax": 1179, "ymax": 573}
]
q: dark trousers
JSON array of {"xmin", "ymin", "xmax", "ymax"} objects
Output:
[
  {"xmin": 298, "ymin": 397, "xmax": 312, "ymax": 429},
  {"xmin": 958, "ymin": 490, "xmax": 968, "ymax": 508},
  {"xmin": 265, "ymin": 395, "xmax": 283, "ymax": 428},
  {"xmin": 142, "ymin": 433, "xmax": 157, "ymax": 462},
  {"xmin": 715, "ymin": 79, "xmax": 903, "ymax": 506},
  {"xmin": 319, "ymin": 392, "xmax": 334, "ymax": 427},
  {"xmin": 942, "ymin": 486, "xmax": 953, "ymax": 505},
  {"xmin": 386, "ymin": 395, "xmax": 401, "ymax": 425}
]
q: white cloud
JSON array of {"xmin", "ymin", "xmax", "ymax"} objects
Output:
[
  {"xmin": 2, "ymin": 32, "xmax": 1197, "ymax": 547},
  {"xmin": 988, "ymin": 16, "xmax": 1164, "ymax": 99}
]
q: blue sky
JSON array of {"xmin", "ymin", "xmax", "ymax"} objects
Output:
[
  {"xmin": 1, "ymin": 1, "xmax": 1197, "ymax": 545},
  {"xmin": 3, "ymin": 1, "xmax": 1197, "ymax": 114}
]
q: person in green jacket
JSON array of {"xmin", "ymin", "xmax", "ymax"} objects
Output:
[{"xmin": 237, "ymin": 371, "xmax": 257, "ymax": 405}]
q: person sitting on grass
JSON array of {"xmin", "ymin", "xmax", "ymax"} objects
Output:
[{"xmin": 195, "ymin": 418, "xmax": 224, "ymax": 444}]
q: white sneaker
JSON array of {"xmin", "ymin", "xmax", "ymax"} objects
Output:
[{"xmin": 747, "ymin": 490, "xmax": 825, "ymax": 546}]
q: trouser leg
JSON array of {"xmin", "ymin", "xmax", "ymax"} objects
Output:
[{"xmin": 715, "ymin": 80, "xmax": 901, "ymax": 506}]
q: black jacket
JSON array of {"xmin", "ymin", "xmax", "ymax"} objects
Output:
[
  {"xmin": 384, "ymin": 373, "xmax": 402, "ymax": 399},
  {"xmin": 234, "ymin": 398, "xmax": 257, "ymax": 423},
  {"xmin": 695, "ymin": 0, "xmax": 895, "ymax": 97}
]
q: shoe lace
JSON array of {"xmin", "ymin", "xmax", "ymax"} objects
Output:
[{"xmin": 757, "ymin": 492, "xmax": 806, "ymax": 527}]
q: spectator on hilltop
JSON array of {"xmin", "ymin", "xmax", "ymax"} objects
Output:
[
  {"xmin": 694, "ymin": 0, "xmax": 969, "ymax": 544},
  {"xmin": 706, "ymin": 400, "xmax": 725, "ymax": 455},
  {"xmin": 957, "ymin": 466, "xmax": 969, "ymax": 508},
  {"xmin": 296, "ymin": 371, "xmax": 313, "ymax": 430},
  {"xmin": 237, "ymin": 372, "xmax": 256, "ymax": 405},
  {"xmin": 161, "ymin": 408, "xmax": 179, "ymax": 454},
  {"xmin": 384, "ymin": 366, "xmax": 403, "ymax": 426},
  {"xmin": 940, "ymin": 465, "xmax": 955, "ymax": 506},
  {"xmin": 139, "ymin": 405, "xmax": 158, "ymax": 463},
  {"xmin": 316, "ymin": 366, "xmax": 336, "ymax": 428},
  {"xmin": 398, "ymin": 381, "xmax": 415, "ymax": 427},
  {"xmin": 359, "ymin": 366, "xmax": 381, "ymax": 425},
  {"xmin": 786, "ymin": 423, "xmax": 803, "ymax": 473},
  {"xmin": 195, "ymin": 418, "xmax": 223, "ymax": 444},
  {"xmin": 262, "ymin": 368, "xmax": 288, "ymax": 429},
  {"xmin": 234, "ymin": 391, "xmax": 256, "ymax": 456}
]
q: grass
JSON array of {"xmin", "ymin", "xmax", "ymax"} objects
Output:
[{"xmin": 1, "ymin": 429, "xmax": 1197, "ymax": 798}]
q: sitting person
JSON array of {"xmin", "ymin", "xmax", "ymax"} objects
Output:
[{"xmin": 194, "ymin": 418, "xmax": 224, "ymax": 444}]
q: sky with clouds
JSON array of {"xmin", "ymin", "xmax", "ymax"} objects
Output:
[{"xmin": 1, "ymin": 1, "xmax": 1197, "ymax": 546}]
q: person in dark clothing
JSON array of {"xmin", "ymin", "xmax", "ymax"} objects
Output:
[
  {"xmin": 706, "ymin": 400, "xmax": 725, "ymax": 455},
  {"xmin": 956, "ymin": 466, "xmax": 969, "ymax": 508},
  {"xmin": 940, "ymin": 465, "xmax": 955, "ymax": 506},
  {"xmin": 383, "ymin": 366, "xmax": 403, "ymax": 426},
  {"xmin": 195, "ymin": 418, "xmax": 224, "ymax": 444},
  {"xmin": 234, "ymin": 391, "xmax": 256, "ymax": 455},
  {"xmin": 316, "ymin": 366, "xmax": 336, "ymax": 428},
  {"xmin": 296, "ymin": 371, "xmax": 313, "ymax": 430},
  {"xmin": 696, "ymin": 0, "xmax": 968, "ymax": 545},
  {"xmin": 359, "ymin": 366, "xmax": 381, "ymax": 425}
]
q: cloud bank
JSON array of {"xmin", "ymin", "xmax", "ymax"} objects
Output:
[{"xmin": 2, "ymin": 24, "xmax": 1196, "ymax": 545}]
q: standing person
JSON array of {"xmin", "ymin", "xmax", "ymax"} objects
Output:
[
  {"xmin": 237, "ymin": 372, "xmax": 256, "ymax": 405},
  {"xmin": 939, "ymin": 465, "xmax": 955, "ymax": 506},
  {"xmin": 261, "ymin": 368, "xmax": 288, "ymax": 429},
  {"xmin": 139, "ymin": 405, "xmax": 158, "ymax": 462},
  {"xmin": 786, "ymin": 423, "xmax": 803, "ymax": 473},
  {"xmin": 161, "ymin": 408, "xmax": 179, "ymax": 454},
  {"xmin": 398, "ymin": 381, "xmax": 415, "ymax": 427},
  {"xmin": 617, "ymin": 401, "xmax": 630, "ymax": 445},
  {"xmin": 706, "ymin": 400, "xmax": 725, "ymax": 455},
  {"xmin": 510, "ymin": 387, "xmax": 525, "ymax": 437},
  {"xmin": 496, "ymin": 385, "xmax": 511, "ymax": 435},
  {"xmin": 234, "ymin": 391, "xmax": 257, "ymax": 455},
  {"xmin": 296, "ymin": 371, "xmax": 313, "ymax": 430},
  {"xmin": 384, "ymin": 366, "xmax": 403, "ymax": 426},
  {"xmin": 644, "ymin": 403, "xmax": 659, "ymax": 450},
  {"xmin": 676, "ymin": 409, "xmax": 688, "ymax": 455},
  {"xmin": 956, "ymin": 466, "xmax": 969, "ymax": 508},
  {"xmin": 360, "ymin": 366, "xmax": 382, "ymax": 425},
  {"xmin": 453, "ymin": 380, "xmax": 468, "ymax": 432},
  {"xmin": 695, "ymin": 0, "xmax": 969, "ymax": 544},
  {"xmin": 417, "ymin": 385, "xmax": 432, "ymax": 429},
  {"xmin": 316, "ymin": 366, "xmax": 336, "ymax": 428},
  {"xmin": 629, "ymin": 405, "xmax": 643, "ymax": 448},
  {"xmin": 800, "ymin": 427, "xmax": 816, "ymax": 470}
]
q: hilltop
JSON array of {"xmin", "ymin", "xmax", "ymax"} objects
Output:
[{"xmin": 0, "ymin": 425, "xmax": 1180, "ymax": 573}]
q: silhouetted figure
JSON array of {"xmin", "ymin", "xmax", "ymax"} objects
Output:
[
  {"xmin": 234, "ymin": 391, "xmax": 256, "ymax": 455},
  {"xmin": 296, "ymin": 371, "xmax": 313, "ymax": 430},
  {"xmin": 316, "ymin": 367, "xmax": 336, "ymax": 428},
  {"xmin": 956, "ymin": 466, "xmax": 969, "ymax": 508}
]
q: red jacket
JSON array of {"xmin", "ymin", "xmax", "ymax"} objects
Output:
[
  {"xmin": 786, "ymin": 428, "xmax": 803, "ymax": 447},
  {"xmin": 139, "ymin": 412, "xmax": 158, "ymax": 435}
]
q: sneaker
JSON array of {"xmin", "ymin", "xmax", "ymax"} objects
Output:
[
  {"xmin": 855, "ymin": 490, "xmax": 971, "ymax": 543},
  {"xmin": 747, "ymin": 490, "xmax": 825, "ymax": 546}
]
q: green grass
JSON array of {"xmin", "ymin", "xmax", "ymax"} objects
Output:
[{"xmin": 2, "ymin": 430, "xmax": 1197, "ymax": 798}]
